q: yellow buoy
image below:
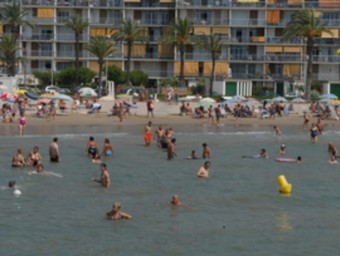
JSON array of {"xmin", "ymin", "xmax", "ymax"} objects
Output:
[{"xmin": 277, "ymin": 175, "xmax": 292, "ymax": 194}]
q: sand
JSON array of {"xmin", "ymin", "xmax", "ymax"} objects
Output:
[{"xmin": 2, "ymin": 100, "xmax": 339, "ymax": 136}]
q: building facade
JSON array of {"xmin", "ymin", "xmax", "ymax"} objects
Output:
[{"xmin": 1, "ymin": 0, "xmax": 340, "ymax": 95}]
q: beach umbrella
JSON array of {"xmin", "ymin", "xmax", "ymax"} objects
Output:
[
  {"xmin": 79, "ymin": 90, "xmax": 97, "ymax": 97},
  {"xmin": 98, "ymin": 95, "xmax": 115, "ymax": 102},
  {"xmin": 37, "ymin": 98, "xmax": 51, "ymax": 104},
  {"xmin": 51, "ymin": 93, "xmax": 73, "ymax": 101},
  {"xmin": 116, "ymin": 94, "xmax": 132, "ymax": 102},
  {"xmin": 0, "ymin": 92, "xmax": 18, "ymax": 103},
  {"xmin": 291, "ymin": 97, "xmax": 306, "ymax": 103},
  {"xmin": 40, "ymin": 92, "xmax": 60, "ymax": 98},
  {"xmin": 199, "ymin": 97, "xmax": 216, "ymax": 107},
  {"xmin": 329, "ymin": 100, "xmax": 340, "ymax": 106},
  {"xmin": 232, "ymin": 95, "xmax": 246, "ymax": 101},
  {"xmin": 25, "ymin": 91, "xmax": 39, "ymax": 100},
  {"xmin": 320, "ymin": 93, "xmax": 338, "ymax": 100},
  {"xmin": 272, "ymin": 96, "xmax": 288, "ymax": 103},
  {"xmin": 14, "ymin": 89, "xmax": 27, "ymax": 97}
]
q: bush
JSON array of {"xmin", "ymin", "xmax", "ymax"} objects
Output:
[
  {"xmin": 107, "ymin": 65, "xmax": 126, "ymax": 85},
  {"xmin": 130, "ymin": 70, "xmax": 148, "ymax": 86},
  {"xmin": 56, "ymin": 67, "xmax": 96, "ymax": 89}
]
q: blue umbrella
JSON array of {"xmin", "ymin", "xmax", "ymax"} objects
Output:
[{"xmin": 320, "ymin": 93, "xmax": 338, "ymax": 100}]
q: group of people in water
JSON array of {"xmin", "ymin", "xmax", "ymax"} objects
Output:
[{"xmin": 11, "ymin": 137, "xmax": 60, "ymax": 172}]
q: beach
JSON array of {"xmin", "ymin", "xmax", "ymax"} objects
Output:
[{"xmin": 2, "ymin": 100, "xmax": 340, "ymax": 136}]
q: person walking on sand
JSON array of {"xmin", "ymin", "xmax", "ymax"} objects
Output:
[
  {"xmin": 167, "ymin": 138, "xmax": 177, "ymax": 160},
  {"xmin": 49, "ymin": 137, "xmax": 60, "ymax": 162},
  {"xmin": 202, "ymin": 143, "xmax": 211, "ymax": 159},
  {"xmin": 146, "ymin": 98, "xmax": 154, "ymax": 118},
  {"xmin": 144, "ymin": 121, "xmax": 152, "ymax": 146},
  {"xmin": 18, "ymin": 113, "xmax": 26, "ymax": 136},
  {"xmin": 92, "ymin": 163, "xmax": 111, "ymax": 188}
]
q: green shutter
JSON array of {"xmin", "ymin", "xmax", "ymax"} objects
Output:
[
  {"xmin": 225, "ymin": 81, "xmax": 237, "ymax": 96},
  {"xmin": 330, "ymin": 84, "xmax": 340, "ymax": 98}
]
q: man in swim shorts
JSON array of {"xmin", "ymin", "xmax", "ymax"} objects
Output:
[
  {"xmin": 49, "ymin": 137, "xmax": 60, "ymax": 162},
  {"xmin": 144, "ymin": 121, "xmax": 152, "ymax": 146},
  {"xmin": 87, "ymin": 136, "xmax": 99, "ymax": 158},
  {"xmin": 93, "ymin": 163, "xmax": 111, "ymax": 188},
  {"xmin": 106, "ymin": 202, "xmax": 132, "ymax": 220},
  {"xmin": 167, "ymin": 138, "xmax": 177, "ymax": 160}
]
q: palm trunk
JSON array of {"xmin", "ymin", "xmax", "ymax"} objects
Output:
[
  {"xmin": 98, "ymin": 59, "xmax": 103, "ymax": 97},
  {"xmin": 305, "ymin": 37, "xmax": 314, "ymax": 101},
  {"xmin": 126, "ymin": 41, "xmax": 132, "ymax": 86},
  {"xmin": 179, "ymin": 43, "xmax": 185, "ymax": 87},
  {"xmin": 209, "ymin": 54, "xmax": 216, "ymax": 97},
  {"xmin": 75, "ymin": 32, "xmax": 80, "ymax": 88}
]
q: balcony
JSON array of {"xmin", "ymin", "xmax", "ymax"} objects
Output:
[
  {"xmin": 56, "ymin": 33, "xmax": 89, "ymax": 41},
  {"xmin": 22, "ymin": 0, "xmax": 55, "ymax": 6},
  {"xmin": 312, "ymin": 55, "xmax": 340, "ymax": 63},
  {"xmin": 27, "ymin": 16, "xmax": 54, "ymax": 25},
  {"xmin": 90, "ymin": 17, "xmax": 122, "ymax": 25},
  {"xmin": 21, "ymin": 34, "xmax": 54, "ymax": 41}
]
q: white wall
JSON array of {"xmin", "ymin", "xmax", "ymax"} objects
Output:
[{"xmin": 318, "ymin": 65, "xmax": 339, "ymax": 81}]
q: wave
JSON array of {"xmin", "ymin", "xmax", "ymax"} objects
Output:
[{"xmin": 1, "ymin": 132, "xmax": 129, "ymax": 139}]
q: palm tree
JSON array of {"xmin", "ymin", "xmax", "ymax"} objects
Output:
[
  {"xmin": 114, "ymin": 18, "xmax": 147, "ymax": 86},
  {"xmin": 196, "ymin": 33, "xmax": 222, "ymax": 96},
  {"xmin": 84, "ymin": 36, "xmax": 116, "ymax": 97},
  {"xmin": 0, "ymin": 34, "xmax": 21, "ymax": 76},
  {"xmin": 0, "ymin": 1, "xmax": 34, "ymax": 43},
  {"xmin": 65, "ymin": 15, "xmax": 89, "ymax": 88},
  {"xmin": 282, "ymin": 9, "xmax": 330, "ymax": 100},
  {"xmin": 161, "ymin": 18, "xmax": 193, "ymax": 87},
  {"xmin": 0, "ymin": 1, "xmax": 34, "ymax": 76}
]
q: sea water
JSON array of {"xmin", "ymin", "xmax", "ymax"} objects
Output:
[{"xmin": 1, "ymin": 123, "xmax": 340, "ymax": 256}]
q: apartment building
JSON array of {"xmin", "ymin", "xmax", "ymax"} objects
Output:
[{"xmin": 2, "ymin": 0, "xmax": 340, "ymax": 96}]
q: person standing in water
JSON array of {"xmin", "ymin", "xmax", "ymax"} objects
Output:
[
  {"xmin": 18, "ymin": 113, "xmax": 26, "ymax": 136},
  {"xmin": 167, "ymin": 138, "xmax": 177, "ymax": 160},
  {"xmin": 49, "ymin": 137, "xmax": 60, "ymax": 162},
  {"xmin": 106, "ymin": 202, "xmax": 132, "ymax": 220},
  {"xmin": 92, "ymin": 163, "xmax": 111, "ymax": 188},
  {"xmin": 202, "ymin": 143, "xmax": 211, "ymax": 159},
  {"xmin": 144, "ymin": 121, "xmax": 152, "ymax": 146}
]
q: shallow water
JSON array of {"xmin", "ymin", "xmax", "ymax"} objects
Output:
[{"xmin": 1, "ymin": 124, "xmax": 340, "ymax": 256}]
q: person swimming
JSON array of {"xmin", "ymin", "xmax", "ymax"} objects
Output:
[
  {"xmin": 102, "ymin": 138, "xmax": 113, "ymax": 157},
  {"xmin": 8, "ymin": 180, "xmax": 22, "ymax": 196},
  {"xmin": 187, "ymin": 150, "xmax": 199, "ymax": 159}
]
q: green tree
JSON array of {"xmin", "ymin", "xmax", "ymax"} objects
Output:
[
  {"xmin": 65, "ymin": 15, "xmax": 89, "ymax": 88},
  {"xmin": 196, "ymin": 33, "xmax": 222, "ymax": 96},
  {"xmin": 130, "ymin": 70, "xmax": 148, "ymax": 86},
  {"xmin": 113, "ymin": 18, "xmax": 147, "ymax": 86},
  {"xmin": 33, "ymin": 70, "xmax": 51, "ymax": 86},
  {"xmin": 56, "ymin": 67, "xmax": 96, "ymax": 87},
  {"xmin": 107, "ymin": 65, "xmax": 126, "ymax": 85},
  {"xmin": 161, "ymin": 18, "xmax": 193, "ymax": 87},
  {"xmin": 0, "ymin": 34, "xmax": 20, "ymax": 76},
  {"xmin": 0, "ymin": 1, "xmax": 34, "ymax": 76},
  {"xmin": 282, "ymin": 9, "xmax": 330, "ymax": 100},
  {"xmin": 84, "ymin": 36, "xmax": 116, "ymax": 97}
]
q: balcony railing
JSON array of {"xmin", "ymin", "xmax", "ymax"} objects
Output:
[
  {"xmin": 21, "ymin": 34, "xmax": 54, "ymax": 41},
  {"xmin": 91, "ymin": 17, "xmax": 122, "ymax": 25}
]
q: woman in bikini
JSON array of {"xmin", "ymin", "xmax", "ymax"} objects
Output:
[
  {"xmin": 102, "ymin": 138, "xmax": 113, "ymax": 157},
  {"xmin": 12, "ymin": 148, "xmax": 25, "ymax": 167},
  {"xmin": 27, "ymin": 146, "xmax": 42, "ymax": 167},
  {"xmin": 106, "ymin": 202, "xmax": 132, "ymax": 220}
]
